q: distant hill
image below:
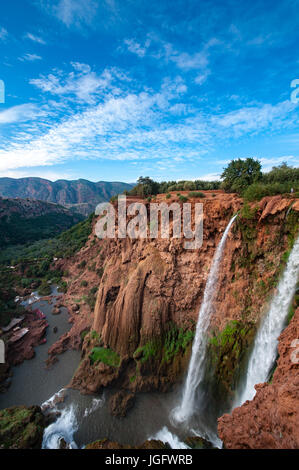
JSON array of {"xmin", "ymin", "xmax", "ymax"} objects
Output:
[
  {"xmin": 0, "ymin": 178, "xmax": 134, "ymax": 216},
  {"xmin": 0, "ymin": 197, "xmax": 84, "ymax": 248}
]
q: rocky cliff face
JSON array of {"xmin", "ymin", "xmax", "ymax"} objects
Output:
[
  {"xmin": 218, "ymin": 306, "xmax": 299, "ymax": 449},
  {"xmin": 0, "ymin": 178, "xmax": 133, "ymax": 216},
  {"xmin": 51, "ymin": 192, "xmax": 298, "ymax": 419}
]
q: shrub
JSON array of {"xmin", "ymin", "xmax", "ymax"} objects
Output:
[
  {"xmin": 166, "ymin": 193, "xmax": 171, "ymax": 199},
  {"xmin": 77, "ymin": 260, "xmax": 87, "ymax": 270},
  {"xmin": 188, "ymin": 191, "xmax": 206, "ymax": 198},
  {"xmin": 38, "ymin": 281, "xmax": 51, "ymax": 296},
  {"xmin": 179, "ymin": 195, "xmax": 188, "ymax": 203},
  {"xmin": 80, "ymin": 280, "xmax": 88, "ymax": 287}
]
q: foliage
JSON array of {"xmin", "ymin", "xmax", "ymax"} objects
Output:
[
  {"xmin": 163, "ymin": 327, "xmax": 194, "ymax": 363},
  {"xmin": 188, "ymin": 191, "xmax": 206, "ymax": 198},
  {"xmin": 37, "ymin": 281, "xmax": 51, "ymax": 296},
  {"xmin": 128, "ymin": 177, "xmax": 220, "ymax": 198},
  {"xmin": 221, "ymin": 158, "xmax": 262, "ymax": 193},
  {"xmin": 243, "ymin": 181, "xmax": 299, "ymax": 201},
  {"xmin": 0, "ymin": 199, "xmax": 83, "ymax": 248},
  {"xmin": 89, "ymin": 347, "xmax": 120, "ymax": 367},
  {"xmin": 133, "ymin": 325, "xmax": 194, "ymax": 365},
  {"xmin": 208, "ymin": 320, "xmax": 256, "ymax": 391},
  {"xmin": 0, "ymin": 213, "xmax": 94, "ymax": 265}
]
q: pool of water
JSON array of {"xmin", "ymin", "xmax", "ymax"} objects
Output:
[
  {"xmin": 1, "ymin": 288, "xmax": 222, "ymax": 449},
  {"xmin": 0, "ymin": 288, "xmax": 81, "ymax": 409}
]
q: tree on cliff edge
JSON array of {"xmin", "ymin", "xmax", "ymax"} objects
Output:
[{"xmin": 221, "ymin": 158, "xmax": 262, "ymax": 193}]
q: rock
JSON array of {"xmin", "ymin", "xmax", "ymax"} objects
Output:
[
  {"xmin": 139, "ymin": 440, "xmax": 170, "ymax": 449},
  {"xmin": 0, "ymin": 363, "xmax": 11, "ymax": 393},
  {"xmin": 85, "ymin": 438, "xmax": 169, "ymax": 449},
  {"xmin": 184, "ymin": 436, "xmax": 215, "ymax": 449},
  {"xmin": 0, "ymin": 406, "xmax": 47, "ymax": 449},
  {"xmin": 53, "ymin": 326, "xmax": 58, "ymax": 334},
  {"xmin": 85, "ymin": 438, "xmax": 125, "ymax": 449},
  {"xmin": 218, "ymin": 307, "xmax": 299, "ymax": 449},
  {"xmin": 109, "ymin": 390, "xmax": 135, "ymax": 417},
  {"xmin": 52, "ymin": 306, "xmax": 60, "ymax": 315}
]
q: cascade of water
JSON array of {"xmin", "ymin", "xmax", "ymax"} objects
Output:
[
  {"xmin": 173, "ymin": 215, "xmax": 237, "ymax": 423},
  {"xmin": 234, "ymin": 235, "xmax": 299, "ymax": 407}
]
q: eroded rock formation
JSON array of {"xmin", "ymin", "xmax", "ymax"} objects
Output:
[
  {"xmin": 218, "ymin": 307, "xmax": 299, "ymax": 449},
  {"xmin": 50, "ymin": 192, "xmax": 298, "ymax": 411}
]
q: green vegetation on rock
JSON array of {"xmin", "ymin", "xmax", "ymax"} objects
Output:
[
  {"xmin": 0, "ymin": 406, "xmax": 46, "ymax": 449},
  {"xmin": 133, "ymin": 324, "xmax": 194, "ymax": 367},
  {"xmin": 90, "ymin": 347, "xmax": 120, "ymax": 367},
  {"xmin": 208, "ymin": 320, "xmax": 256, "ymax": 392}
]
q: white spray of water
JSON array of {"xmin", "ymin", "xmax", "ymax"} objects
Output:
[
  {"xmin": 41, "ymin": 388, "xmax": 66, "ymax": 412},
  {"xmin": 173, "ymin": 215, "xmax": 237, "ymax": 423},
  {"xmin": 83, "ymin": 396, "xmax": 104, "ymax": 418},
  {"xmin": 42, "ymin": 405, "xmax": 78, "ymax": 449},
  {"xmin": 150, "ymin": 427, "xmax": 189, "ymax": 449},
  {"xmin": 235, "ymin": 235, "xmax": 299, "ymax": 407}
]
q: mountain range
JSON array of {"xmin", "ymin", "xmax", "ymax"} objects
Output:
[{"xmin": 0, "ymin": 178, "xmax": 134, "ymax": 216}]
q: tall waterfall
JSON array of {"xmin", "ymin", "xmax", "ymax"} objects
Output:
[
  {"xmin": 235, "ymin": 234, "xmax": 299, "ymax": 407},
  {"xmin": 173, "ymin": 215, "xmax": 237, "ymax": 423}
]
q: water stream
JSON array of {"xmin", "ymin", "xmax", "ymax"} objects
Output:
[
  {"xmin": 234, "ymin": 235, "xmax": 299, "ymax": 407},
  {"xmin": 173, "ymin": 215, "xmax": 237, "ymax": 424}
]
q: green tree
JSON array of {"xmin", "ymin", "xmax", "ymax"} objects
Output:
[{"xmin": 221, "ymin": 158, "xmax": 262, "ymax": 193}]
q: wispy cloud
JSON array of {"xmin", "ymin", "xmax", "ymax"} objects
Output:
[
  {"xmin": 0, "ymin": 83, "xmax": 297, "ymax": 173},
  {"xmin": 30, "ymin": 62, "xmax": 130, "ymax": 103},
  {"xmin": 124, "ymin": 38, "xmax": 151, "ymax": 58},
  {"xmin": 0, "ymin": 104, "xmax": 40, "ymax": 124},
  {"xmin": 19, "ymin": 53, "xmax": 43, "ymax": 62},
  {"xmin": 25, "ymin": 33, "xmax": 46, "ymax": 45},
  {"xmin": 213, "ymin": 101, "xmax": 297, "ymax": 136},
  {"xmin": 0, "ymin": 27, "xmax": 8, "ymax": 41},
  {"xmin": 41, "ymin": 0, "xmax": 99, "ymax": 29}
]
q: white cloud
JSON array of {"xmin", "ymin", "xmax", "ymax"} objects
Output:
[
  {"xmin": 0, "ymin": 27, "xmax": 8, "ymax": 41},
  {"xmin": 42, "ymin": 0, "xmax": 98, "ymax": 29},
  {"xmin": 30, "ymin": 63, "xmax": 122, "ymax": 103},
  {"xmin": 0, "ymin": 56, "xmax": 297, "ymax": 176},
  {"xmin": 194, "ymin": 70, "xmax": 210, "ymax": 85},
  {"xmin": 25, "ymin": 33, "xmax": 46, "ymax": 45},
  {"xmin": 0, "ymin": 104, "xmax": 40, "ymax": 124},
  {"xmin": 195, "ymin": 172, "xmax": 221, "ymax": 181},
  {"xmin": 19, "ymin": 53, "xmax": 43, "ymax": 62},
  {"xmin": 260, "ymin": 155, "xmax": 299, "ymax": 172},
  {"xmin": 124, "ymin": 38, "xmax": 151, "ymax": 58},
  {"xmin": 0, "ymin": 169, "xmax": 73, "ymax": 181},
  {"xmin": 212, "ymin": 100, "xmax": 297, "ymax": 135}
]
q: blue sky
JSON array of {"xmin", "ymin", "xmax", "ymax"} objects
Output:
[{"xmin": 0, "ymin": 0, "xmax": 298, "ymax": 183}]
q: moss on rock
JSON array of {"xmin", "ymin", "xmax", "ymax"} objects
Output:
[
  {"xmin": 0, "ymin": 405, "xmax": 46, "ymax": 449},
  {"xmin": 207, "ymin": 320, "xmax": 256, "ymax": 393}
]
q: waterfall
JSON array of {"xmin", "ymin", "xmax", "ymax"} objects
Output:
[
  {"xmin": 235, "ymin": 234, "xmax": 299, "ymax": 407},
  {"xmin": 173, "ymin": 215, "xmax": 237, "ymax": 423}
]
